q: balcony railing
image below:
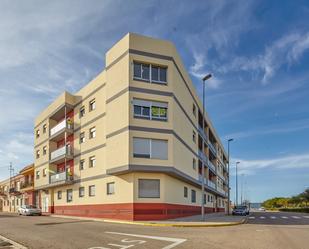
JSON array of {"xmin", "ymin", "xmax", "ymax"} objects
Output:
[
  {"xmin": 50, "ymin": 171, "xmax": 73, "ymax": 184},
  {"xmin": 198, "ymin": 174, "xmax": 207, "ymax": 184},
  {"xmin": 217, "ymin": 187, "xmax": 226, "ymax": 196},
  {"xmin": 207, "ymin": 180, "xmax": 216, "ymax": 189},
  {"xmin": 209, "ymin": 142, "xmax": 217, "ymax": 154},
  {"xmin": 208, "ymin": 160, "xmax": 216, "ymax": 172},
  {"xmin": 198, "ymin": 125, "xmax": 207, "ymax": 141},
  {"xmin": 198, "ymin": 149, "xmax": 208, "ymax": 163},
  {"xmin": 217, "ymin": 170, "xmax": 225, "ymax": 181},
  {"xmin": 20, "ymin": 182, "xmax": 34, "ymax": 189},
  {"xmin": 50, "ymin": 146, "xmax": 73, "ymax": 161},
  {"xmin": 50, "ymin": 119, "xmax": 73, "ymax": 137}
]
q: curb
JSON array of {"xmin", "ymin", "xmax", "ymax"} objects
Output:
[{"xmin": 50, "ymin": 214, "xmax": 247, "ymax": 228}]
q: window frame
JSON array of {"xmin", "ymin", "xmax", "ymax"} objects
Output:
[
  {"xmin": 138, "ymin": 179, "xmax": 160, "ymax": 198},
  {"xmin": 57, "ymin": 191, "xmax": 62, "ymax": 200},
  {"xmin": 107, "ymin": 182, "xmax": 115, "ymax": 195},
  {"xmin": 89, "ymin": 156, "xmax": 96, "ymax": 168},
  {"xmin": 89, "ymin": 127, "xmax": 96, "ymax": 139},
  {"xmin": 79, "ymin": 187, "xmax": 85, "ymax": 197},
  {"xmin": 66, "ymin": 189, "xmax": 73, "ymax": 202},
  {"xmin": 89, "ymin": 185, "xmax": 95, "ymax": 197},
  {"xmin": 79, "ymin": 160, "xmax": 85, "ymax": 170},
  {"xmin": 89, "ymin": 99, "xmax": 96, "ymax": 111},
  {"xmin": 191, "ymin": 189, "xmax": 196, "ymax": 203},
  {"xmin": 79, "ymin": 106, "xmax": 85, "ymax": 118},
  {"xmin": 80, "ymin": 132, "xmax": 85, "ymax": 144},
  {"xmin": 133, "ymin": 99, "xmax": 168, "ymax": 121},
  {"xmin": 43, "ymin": 124, "xmax": 47, "ymax": 134},
  {"xmin": 43, "ymin": 146, "xmax": 47, "ymax": 155},
  {"xmin": 133, "ymin": 138, "xmax": 168, "ymax": 160},
  {"xmin": 133, "ymin": 61, "xmax": 167, "ymax": 84},
  {"xmin": 184, "ymin": 186, "xmax": 188, "ymax": 198}
]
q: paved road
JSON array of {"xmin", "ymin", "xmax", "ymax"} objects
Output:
[
  {"xmin": 248, "ymin": 211, "xmax": 309, "ymax": 225},
  {"xmin": 0, "ymin": 212, "xmax": 309, "ymax": 249}
]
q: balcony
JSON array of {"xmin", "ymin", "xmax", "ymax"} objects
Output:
[
  {"xmin": 207, "ymin": 180, "xmax": 216, "ymax": 189},
  {"xmin": 50, "ymin": 146, "xmax": 73, "ymax": 164},
  {"xmin": 20, "ymin": 182, "xmax": 34, "ymax": 190},
  {"xmin": 217, "ymin": 187, "xmax": 226, "ymax": 196},
  {"xmin": 208, "ymin": 160, "xmax": 216, "ymax": 172},
  {"xmin": 50, "ymin": 171, "xmax": 73, "ymax": 186},
  {"xmin": 209, "ymin": 142, "xmax": 217, "ymax": 155},
  {"xmin": 198, "ymin": 149, "xmax": 208, "ymax": 164},
  {"xmin": 217, "ymin": 170, "xmax": 225, "ymax": 181},
  {"xmin": 50, "ymin": 119, "xmax": 73, "ymax": 142},
  {"xmin": 198, "ymin": 174, "xmax": 207, "ymax": 185},
  {"xmin": 9, "ymin": 187, "xmax": 21, "ymax": 196},
  {"xmin": 0, "ymin": 189, "xmax": 6, "ymax": 196},
  {"xmin": 198, "ymin": 125, "xmax": 207, "ymax": 141}
]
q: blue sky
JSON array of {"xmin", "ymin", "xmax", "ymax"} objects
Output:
[{"xmin": 0, "ymin": 0, "xmax": 308, "ymax": 202}]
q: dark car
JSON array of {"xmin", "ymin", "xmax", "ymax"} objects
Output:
[{"xmin": 232, "ymin": 205, "xmax": 249, "ymax": 216}]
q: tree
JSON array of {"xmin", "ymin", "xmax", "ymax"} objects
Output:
[{"xmin": 300, "ymin": 188, "xmax": 309, "ymax": 207}]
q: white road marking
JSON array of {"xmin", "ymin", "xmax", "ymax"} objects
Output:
[
  {"xmin": 270, "ymin": 216, "xmax": 276, "ymax": 219},
  {"xmin": 249, "ymin": 216, "xmax": 255, "ymax": 219},
  {"xmin": 259, "ymin": 216, "xmax": 265, "ymax": 219},
  {"xmin": 303, "ymin": 216, "xmax": 309, "ymax": 218},
  {"xmin": 105, "ymin": 232, "xmax": 187, "ymax": 249},
  {"xmin": 281, "ymin": 216, "xmax": 288, "ymax": 219},
  {"xmin": 291, "ymin": 216, "xmax": 300, "ymax": 219}
]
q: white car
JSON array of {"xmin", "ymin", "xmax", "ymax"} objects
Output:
[
  {"xmin": 258, "ymin": 207, "xmax": 266, "ymax": 211},
  {"xmin": 18, "ymin": 205, "xmax": 42, "ymax": 216}
]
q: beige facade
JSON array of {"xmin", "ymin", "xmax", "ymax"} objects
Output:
[{"xmin": 33, "ymin": 33, "xmax": 229, "ymax": 220}]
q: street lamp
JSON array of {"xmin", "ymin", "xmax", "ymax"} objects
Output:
[
  {"xmin": 236, "ymin": 161, "xmax": 240, "ymax": 206},
  {"xmin": 201, "ymin": 73, "xmax": 212, "ymax": 221},
  {"xmin": 227, "ymin": 138, "xmax": 234, "ymax": 215}
]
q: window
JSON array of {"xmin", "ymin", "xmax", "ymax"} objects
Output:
[
  {"xmin": 133, "ymin": 138, "xmax": 168, "ymax": 160},
  {"xmin": 193, "ymin": 158, "xmax": 196, "ymax": 170},
  {"xmin": 57, "ymin": 191, "xmax": 62, "ymax": 200},
  {"xmin": 184, "ymin": 187, "xmax": 188, "ymax": 198},
  {"xmin": 16, "ymin": 198, "xmax": 19, "ymax": 205},
  {"xmin": 133, "ymin": 99, "xmax": 167, "ymax": 121},
  {"xmin": 204, "ymin": 194, "xmax": 206, "ymax": 204},
  {"xmin": 138, "ymin": 179, "xmax": 160, "ymax": 198},
  {"xmin": 133, "ymin": 62, "xmax": 150, "ymax": 81},
  {"xmin": 107, "ymin": 182, "xmax": 115, "ymax": 195},
  {"xmin": 151, "ymin": 65, "xmax": 167, "ymax": 83},
  {"xmin": 67, "ymin": 189, "xmax": 73, "ymax": 202},
  {"xmin": 193, "ymin": 104, "xmax": 196, "ymax": 117},
  {"xmin": 79, "ymin": 187, "xmax": 85, "ymax": 197},
  {"xmin": 191, "ymin": 189, "xmax": 196, "ymax": 203},
  {"xmin": 80, "ymin": 160, "xmax": 85, "ymax": 170},
  {"xmin": 79, "ymin": 106, "xmax": 85, "ymax": 118},
  {"xmin": 89, "ymin": 99, "xmax": 96, "ymax": 111},
  {"xmin": 89, "ymin": 127, "xmax": 96, "ymax": 139},
  {"xmin": 36, "ymin": 171, "xmax": 40, "ymax": 179},
  {"xmin": 207, "ymin": 194, "xmax": 210, "ymax": 203},
  {"xmin": 89, "ymin": 185, "xmax": 95, "ymax": 196},
  {"xmin": 80, "ymin": 132, "xmax": 85, "ymax": 144},
  {"xmin": 43, "ymin": 124, "xmax": 47, "ymax": 134},
  {"xmin": 43, "ymin": 168, "xmax": 47, "ymax": 177},
  {"xmin": 36, "ymin": 129, "xmax": 40, "ymax": 138},
  {"xmin": 36, "ymin": 150, "xmax": 40, "ymax": 159},
  {"xmin": 193, "ymin": 131, "xmax": 196, "ymax": 143},
  {"xmin": 89, "ymin": 156, "xmax": 96, "ymax": 168},
  {"xmin": 43, "ymin": 146, "xmax": 47, "ymax": 155},
  {"xmin": 133, "ymin": 62, "xmax": 167, "ymax": 83}
]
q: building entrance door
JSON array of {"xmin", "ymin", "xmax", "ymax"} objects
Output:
[{"xmin": 42, "ymin": 197, "xmax": 49, "ymax": 212}]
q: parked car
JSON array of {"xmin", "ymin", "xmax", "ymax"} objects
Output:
[
  {"xmin": 258, "ymin": 207, "xmax": 266, "ymax": 211},
  {"xmin": 232, "ymin": 205, "xmax": 250, "ymax": 216},
  {"xmin": 18, "ymin": 205, "xmax": 42, "ymax": 216}
]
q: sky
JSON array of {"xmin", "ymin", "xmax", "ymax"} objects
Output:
[{"xmin": 0, "ymin": 0, "xmax": 308, "ymax": 203}]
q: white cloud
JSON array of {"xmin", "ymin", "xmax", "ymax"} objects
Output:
[{"xmin": 231, "ymin": 153, "xmax": 309, "ymax": 176}]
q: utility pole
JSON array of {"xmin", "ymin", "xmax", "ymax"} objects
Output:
[
  {"xmin": 241, "ymin": 174, "xmax": 244, "ymax": 205},
  {"xmin": 236, "ymin": 162, "xmax": 240, "ymax": 206},
  {"xmin": 8, "ymin": 162, "xmax": 13, "ymax": 212}
]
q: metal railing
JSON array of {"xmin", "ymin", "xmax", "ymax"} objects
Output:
[
  {"xmin": 50, "ymin": 120, "xmax": 73, "ymax": 136},
  {"xmin": 208, "ymin": 160, "xmax": 216, "ymax": 172},
  {"xmin": 198, "ymin": 174, "xmax": 207, "ymax": 184},
  {"xmin": 217, "ymin": 187, "xmax": 226, "ymax": 195},
  {"xmin": 50, "ymin": 171, "xmax": 73, "ymax": 184},
  {"xmin": 50, "ymin": 146, "xmax": 72, "ymax": 160},
  {"xmin": 198, "ymin": 149, "xmax": 208, "ymax": 163},
  {"xmin": 198, "ymin": 125, "xmax": 207, "ymax": 141},
  {"xmin": 209, "ymin": 142, "xmax": 217, "ymax": 154},
  {"xmin": 20, "ymin": 182, "xmax": 34, "ymax": 189},
  {"xmin": 207, "ymin": 180, "xmax": 216, "ymax": 189}
]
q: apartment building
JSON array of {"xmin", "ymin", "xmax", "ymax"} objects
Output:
[
  {"xmin": 33, "ymin": 33, "xmax": 229, "ymax": 220},
  {"xmin": 0, "ymin": 164, "xmax": 35, "ymax": 213}
]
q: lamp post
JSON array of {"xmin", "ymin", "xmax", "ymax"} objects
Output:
[
  {"xmin": 201, "ymin": 73, "xmax": 212, "ymax": 221},
  {"xmin": 236, "ymin": 161, "xmax": 240, "ymax": 206},
  {"xmin": 227, "ymin": 138, "xmax": 234, "ymax": 215}
]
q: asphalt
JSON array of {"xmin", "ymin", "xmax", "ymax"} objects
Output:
[{"xmin": 0, "ymin": 211, "xmax": 308, "ymax": 249}]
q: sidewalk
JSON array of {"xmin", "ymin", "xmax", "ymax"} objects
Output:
[{"xmin": 51, "ymin": 212, "xmax": 247, "ymax": 228}]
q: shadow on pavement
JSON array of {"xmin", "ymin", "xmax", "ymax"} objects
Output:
[{"xmin": 36, "ymin": 220, "xmax": 93, "ymax": 226}]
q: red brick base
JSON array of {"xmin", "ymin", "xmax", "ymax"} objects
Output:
[{"xmin": 49, "ymin": 203, "xmax": 225, "ymax": 221}]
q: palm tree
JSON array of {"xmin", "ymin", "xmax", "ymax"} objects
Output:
[{"xmin": 300, "ymin": 189, "xmax": 309, "ymax": 207}]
